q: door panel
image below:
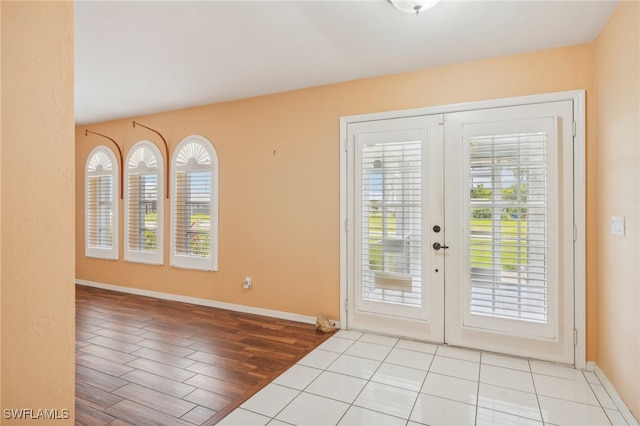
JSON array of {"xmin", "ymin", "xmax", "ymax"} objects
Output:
[
  {"xmin": 444, "ymin": 101, "xmax": 575, "ymax": 364},
  {"xmin": 346, "ymin": 115, "xmax": 444, "ymax": 342}
]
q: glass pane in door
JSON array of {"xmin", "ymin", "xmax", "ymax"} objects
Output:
[
  {"xmin": 468, "ymin": 131, "xmax": 549, "ymax": 323},
  {"xmin": 360, "ymin": 140, "xmax": 423, "ymax": 309}
]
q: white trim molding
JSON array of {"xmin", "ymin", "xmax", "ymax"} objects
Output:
[{"xmin": 76, "ymin": 279, "xmax": 340, "ymax": 329}]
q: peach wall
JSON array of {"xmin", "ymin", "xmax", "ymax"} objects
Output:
[
  {"xmin": 1, "ymin": 2, "xmax": 75, "ymax": 423},
  {"xmin": 0, "ymin": 0, "xmax": 3, "ymax": 411},
  {"xmin": 594, "ymin": 0, "xmax": 640, "ymax": 419},
  {"xmin": 76, "ymin": 43, "xmax": 599, "ymax": 356}
]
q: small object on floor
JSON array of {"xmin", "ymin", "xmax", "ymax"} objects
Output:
[{"xmin": 316, "ymin": 312, "xmax": 337, "ymax": 333}]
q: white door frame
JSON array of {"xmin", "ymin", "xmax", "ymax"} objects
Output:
[{"xmin": 339, "ymin": 90, "xmax": 586, "ymax": 368}]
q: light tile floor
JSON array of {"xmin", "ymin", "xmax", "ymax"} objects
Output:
[{"xmin": 219, "ymin": 331, "xmax": 634, "ymax": 426}]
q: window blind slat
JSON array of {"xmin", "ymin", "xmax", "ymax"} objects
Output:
[
  {"xmin": 87, "ymin": 175, "xmax": 114, "ymax": 249},
  {"xmin": 127, "ymin": 172, "xmax": 159, "ymax": 253},
  {"xmin": 174, "ymin": 168, "xmax": 212, "ymax": 258}
]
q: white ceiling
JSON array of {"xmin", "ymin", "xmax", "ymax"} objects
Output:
[{"xmin": 75, "ymin": 0, "xmax": 618, "ymax": 125}]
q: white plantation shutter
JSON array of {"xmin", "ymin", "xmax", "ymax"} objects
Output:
[
  {"xmin": 358, "ymin": 140, "xmax": 423, "ymax": 311},
  {"xmin": 125, "ymin": 141, "xmax": 164, "ymax": 264},
  {"xmin": 86, "ymin": 146, "xmax": 119, "ymax": 259},
  {"xmin": 170, "ymin": 136, "xmax": 218, "ymax": 271},
  {"xmin": 467, "ymin": 130, "xmax": 550, "ymax": 324}
]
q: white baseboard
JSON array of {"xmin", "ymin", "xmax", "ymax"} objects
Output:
[
  {"xmin": 586, "ymin": 361, "xmax": 639, "ymax": 425},
  {"xmin": 75, "ymin": 279, "xmax": 340, "ymax": 329}
]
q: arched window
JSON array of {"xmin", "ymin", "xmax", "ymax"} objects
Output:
[
  {"xmin": 85, "ymin": 146, "xmax": 119, "ymax": 259},
  {"xmin": 125, "ymin": 141, "xmax": 164, "ymax": 264},
  {"xmin": 170, "ymin": 135, "xmax": 218, "ymax": 271}
]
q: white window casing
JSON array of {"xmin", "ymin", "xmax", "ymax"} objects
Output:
[
  {"xmin": 86, "ymin": 145, "xmax": 119, "ymax": 260},
  {"xmin": 125, "ymin": 141, "xmax": 164, "ymax": 265},
  {"xmin": 170, "ymin": 135, "xmax": 218, "ymax": 271}
]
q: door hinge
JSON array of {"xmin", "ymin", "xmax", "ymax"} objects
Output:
[
  {"xmin": 572, "ymin": 121, "xmax": 577, "ymax": 137},
  {"xmin": 574, "ymin": 329, "xmax": 578, "ymax": 346},
  {"xmin": 344, "ymin": 299, "xmax": 348, "ymax": 313},
  {"xmin": 573, "ymin": 225, "xmax": 577, "ymax": 242},
  {"xmin": 344, "ymin": 219, "xmax": 348, "ymax": 232}
]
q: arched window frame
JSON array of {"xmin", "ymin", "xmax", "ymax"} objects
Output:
[
  {"xmin": 85, "ymin": 145, "xmax": 119, "ymax": 260},
  {"xmin": 124, "ymin": 141, "xmax": 164, "ymax": 265},
  {"xmin": 170, "ymin": 135, "xmax": 219, "ymax": 271}
]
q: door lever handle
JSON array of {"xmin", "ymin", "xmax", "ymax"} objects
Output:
[{"xmin": 433, "ymin": 242, "xmax": 449, "ymax": 251}]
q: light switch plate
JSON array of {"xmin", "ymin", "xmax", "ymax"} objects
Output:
[{"xmin": 611, "ymin": 216, "xmax": 625, "ymax": 236}]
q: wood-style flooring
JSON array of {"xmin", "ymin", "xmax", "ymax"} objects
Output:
[{"xmin": 75, "ymin": 285, "xmax": 334, "ymax": 425}]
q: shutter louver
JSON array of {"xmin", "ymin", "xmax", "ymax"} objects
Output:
[
  {"xmin": 360, "ymin": 141, "xmax": 422, "ymax": 308},
  {"xmin": 468, "ymin": 131, "xmax": 548, "ymax": 323},
  {"xmin": 87, "ymin": 175, "xmax": 114, "ymax": 248},
  {"xmin": 127, "ymin": 173, "xmax": 159, "ymax": 252},
  {"xmin": 174, "ymin": 170, "xmax": 211, "ymax": 258},
  {"xmin": 126, "ymin": 144, "xmax": 161, "ymax": 261}
]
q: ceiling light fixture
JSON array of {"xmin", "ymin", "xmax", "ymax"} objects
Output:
[{"xmin": 388, "ymin": 0, "xmax": 441, "ymax": 15}]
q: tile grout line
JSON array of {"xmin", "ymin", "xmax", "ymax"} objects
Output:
[
  {"xmin": 227, "ymin": 332, "xmax": 629, "ymax": 426},
  {"xmin": 526, "ymin": 358, "xmax": 548, "ymax": 425},
  {"xmin": 474, "ymin": 351, "xmax": 482, "ymax": 426},
  {"xmin": 333, "ymin": 333, "xmax": 380, "ymax": 425},
  {"xmin": 256, "ymin": 335, "xmax": 358, "ymax": 424}
]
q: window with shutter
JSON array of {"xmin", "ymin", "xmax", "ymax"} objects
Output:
[
  {"xmin": 86, "ymin": 146, "xmax": 119, "ymax": 259},
  {"xmin": 125, "ymin": 141, "xmax": 164, "ymax": 264},
  {"xmin": 170, "ymin": 135, "xmax": 218, "ymax": 271},
  {"xmin": 468, "ymin": 130, "xmax": 549, "ymax": 323},
  {"xmin": 359, "ymin": 140, "xmax": 423, "ymax": 309}
]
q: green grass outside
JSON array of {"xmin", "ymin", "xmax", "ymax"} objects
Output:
[
  {"xmin": 368, "ymin": 213, "xmax": 396, "ymax": 271},
  {"xmin": 157, "ymin": 210, "xmax": 530, "ymax": 270},
  {"xmin": 470, "ymin": 219, "xmax": 528, "ymax": 236},
  {"xmin": 145, "ymin": 212, "xmax": 210, "ymax": 224},
  {"xmin": 470, "ymin": 238, "xmax": 528, "ymax": 271},
  {"xmin": 469, "ymin": 219, "xmax": 528, "ymax": 270},
  {"xmin": 143, "ymin": 212, "xmax": 211, "ymax": 256},
  {"xmin": 367, "ymin": 214, "xmax": 530, "ymax": 272},
  {"xmin": 152, "ymin": 210, "xmax": 529, "ymax": 270}
]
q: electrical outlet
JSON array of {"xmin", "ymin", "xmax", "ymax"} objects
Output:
[
  {"xmin": 243, "ymin": 277, "xmax": 252, "ymax": 289},
  {"xmin": 611, "ymin": 216, "xmax": 625, "ymax": 236}
]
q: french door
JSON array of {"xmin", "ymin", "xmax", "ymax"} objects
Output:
[
  {"xmin": 344, "ymin": 99, "xmax": 576, "ymax": 364},
  {"xmin": 345, "ymin": 115, "xmax": 445, "ymax": 343}
]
